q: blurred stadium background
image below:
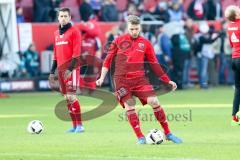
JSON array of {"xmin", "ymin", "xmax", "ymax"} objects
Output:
[{"xmin": 0, "ymin": 0, "xmax": 238, "ymax": 93}]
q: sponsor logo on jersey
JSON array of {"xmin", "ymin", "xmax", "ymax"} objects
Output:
[
  {"xmin": 229, "ymin": 27, "xmax": 238, "ymax": 31},
  {"xmin": 56, "ymin": 41, "xmax": 69, "ymax": 45}
]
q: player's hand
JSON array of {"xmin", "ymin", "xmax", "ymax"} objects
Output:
[
  {"xmin": 96, "ymin": 78, "xmax": 104, "ymax": 87},
  {"xmin": 48, "ymin": 73, "xmax": 59, "ymax": 89},
  {"xmin": 49, "ymin": 74, "xmax": 55, "ymax": 82},
  {"xmin": 48, "ymin": 74, "xmax": 56, "ymax": 87},
  {"xmin": 168, "ymin": 81, "xmax": 177, "ymax": 91},
  {"xmin": 64, "ymin": 70, "xmax": 72, "ymax": 80}
]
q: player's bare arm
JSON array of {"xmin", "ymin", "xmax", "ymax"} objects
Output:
[{"xmin": 96, "ymin": 67, "xmax": 109, "ymax": 86}]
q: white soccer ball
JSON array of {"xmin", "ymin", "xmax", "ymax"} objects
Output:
[
  {"xmin": 27, "ymin": 120, "xmax": 44, "ymax": 134},
  {"xmin": 146, "ymin": 129, "xmax": 165, "ymax": 145}
]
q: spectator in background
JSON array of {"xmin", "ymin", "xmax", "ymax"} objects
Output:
[
  {"xmin": 122, "ymin": 3, "xmax": 140, "ymax": 21},
  {"xmin": 89, "ymin": 0, "xmax": 102, "ymax": 16},
  {"xmin": 197, "ymin": 22, "xmax": 221, "ymax": 88},
  {"xmin": 142, "ymin": 24, "xmax": 156, "ymax": 44},
  {"xmin": 24, "ymin": 43, "xmax": 40, "ymax": 77},
  {"xmin": 33, "ymin": 0, "xmax": 53, "ymax": 22},
  {"xmin": 171, "ymin": 26, "xmax": 191, "ymax": 89},
  {"xmin": 101, "ymin": 0, "xmax": 118, "ymax": 22},
  {"xmin": 16, "ymin": 51, "xmax": 28, "ymax": 78},
  {"xmin": 168, "ymin": 1, "xmax": 185, "ymax": 22},
  {"xmin": 146, "ymin": 23, "xmax": 172, "ymax": 88},
  {"xmin": 197, "ymin": 22, "xmax": 212, "ymax": 88},
  {"xmin": 16, "ymin": 7, "xmax": 25, "ymax": 23},
  {"xmin": 187, "ymin": 0, "xmax": 207, "ymax": 20},
  {"xmin": 205, "ymin": 0, "xmax": 222, "ymax": 20},
  {"xmin": 209, "ymin": 25, "xmax": 220, "ymax": 86},
  {"xmin": 79, "ymin": 0, "xmax": 94, "ymax": 22},
  {"xmin": 154, "ymin": 2, "xmax": 170, "ymax": 23},
  {"xmin": 183, "ymin": 18, "xmax": 195, "ymax": 88},
  {"xmin": 154, "ymin": 23, "xmax": 172, "ymax": 71},
  {"xmin": 49, "ymin": 0, "xmax": 63, "ymax": 22}
]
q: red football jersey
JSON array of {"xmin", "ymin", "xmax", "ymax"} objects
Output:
[
  {"xmin": 77, "ymin": 19, "xmax": 100, "ymax": 38},
  {"xmin": 227, "ymin": 19, "xmax": 240, "ymax": 59},
  {"xmin": 53, "ymin": 25, "xmax": 81, "ymax": 68},
  {"xmin": 103, "ymin": 33, "xmax": 170, "ymax": 83},
  {"xmin": 82, "ymin": 35, "xmax": 97, "ymax": 56}
]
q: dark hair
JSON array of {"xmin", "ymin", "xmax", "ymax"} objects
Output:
[
  {"xmin": 228, "ymin": 10, "xmax": 237, "ymax": 21},
  {"xmin": 58, "ymin": 7, "xmax": 71, "ymax": 16}
]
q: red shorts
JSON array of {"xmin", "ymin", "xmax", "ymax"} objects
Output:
[
  {"xmin": 113, "ymin": 76, "xmax": 156, "ymax": 108},
  {"xmin": 80, "ymin": 76, "xmax": 97, "ymax": 90},
  {"xmin": 58, "ymin": 68, "xmax": 80, "ymax": 94}
]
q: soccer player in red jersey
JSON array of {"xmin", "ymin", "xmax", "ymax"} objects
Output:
[
  {"xmin": 225, "ymin": 6, "xmax": 240, "ymax": 126},
  {"xmin": 48, "ymin": 8, "xmax": 84, "ymax": 133},
  {"xmin": 96, "ymin": 15, "xmax": 182, "ymax": 144},
  {"xmin": 79, "ymin": 21, "xmax": 102, "ymax": 94}
]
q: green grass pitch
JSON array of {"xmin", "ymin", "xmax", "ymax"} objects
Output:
[{"xmin": 0, "ymin": 87, "xmax": 240, "ymax": 160}]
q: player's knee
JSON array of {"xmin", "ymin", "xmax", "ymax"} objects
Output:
[
  {"xmin": 147, "ymin": 97, "xmax": 159, "ymax": 107},
  {"xmin": 126, "ymin": 98, "xmax": 136, "ymax": 106},
  {"xmin": 124, "ymin": 99, "xmax": 136, "ymax": 110},
  {"xmin": 66, "ymin": 94, "xmax": 77, "ymax": 103}
]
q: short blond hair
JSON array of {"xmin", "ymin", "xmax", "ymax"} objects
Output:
[
  {"xmin": 225, "ymin": 5, "xmax": 239, "ymax": 21},
  {"xmin": 127, "ymin": 15, "xmax": 140, "ymax": 25}
]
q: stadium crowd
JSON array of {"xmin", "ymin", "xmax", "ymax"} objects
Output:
[
  {"xmin": 15, "ymin": 0, "xmax": 226, "ymax": 23},
  {"xmin": 0, "ymin": 0, "xmax": 237, "ymax": 89}
]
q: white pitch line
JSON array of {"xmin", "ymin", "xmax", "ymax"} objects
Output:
[
  {"xmin": 0, "ymin": 114, "xmax": 46, "ymax": 119},
  {"xmin": 0, "ymin": 152, "xmax": 202, "ymax": 160},
  {"xmin": 83, "ymin": 104, "xmax": 232, "ymax": 109}
]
